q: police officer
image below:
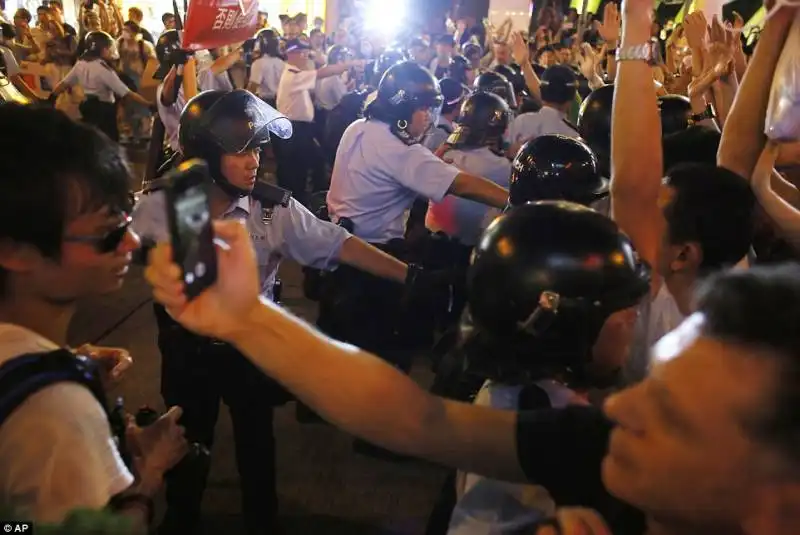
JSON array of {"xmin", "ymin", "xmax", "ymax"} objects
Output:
[
  {"xmin": 448, "ymin": 54, "xmax": 475, "ymax": 87},
  {"xmin": 423, "ymin": 77, "xmax": 468, "ymax": 152},
  {"xmin": 426, "ymin": 91, "xmax": 512, "ymax": 324},
  {"xmin": 507, "ymin": 65, "xmax": 579, "ymax": 153},
  {"xmin": 577, "ymin": 84, "xmax": 614, "ymax": 179},
  {"xmin": 152, "ymin": 29, "xmax": 191, "ymax": 155},
  {"xmin": 325, "ymin": 61, "xmax": 509, "ymax": 372},
  {"xmin": 442, "ymin": 201, "xmax": 651, "ymax": 535},
  {"xmin": 131, "ymin": 89, "xmax": 422, "ymax": 535},
  {"xmin": 275, "ymin": 37, "xmax": 365, "ymax": 206},
  {"xmin": 508, "ymin": 134, "xmax": 608, "ymax": 212},
  {"xmin": 473, "ymin": 70, "xmax": 517, "ymax": 110},
  {"xmin": 247, "ymin": 28, "xmax": 285, "ymax": 108},
  {"xmin": 50, "ymin": 31, "xmax": 153, "ymax": 141}
]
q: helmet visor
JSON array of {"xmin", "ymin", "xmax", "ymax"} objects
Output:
[{"xmin": 202, "ymin": 91, "xmax": 293, "ymax": 153}]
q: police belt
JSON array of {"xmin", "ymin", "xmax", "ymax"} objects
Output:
[{"xmin": 153, "ymin": 303, "xmax": 235, "ymax": 348}]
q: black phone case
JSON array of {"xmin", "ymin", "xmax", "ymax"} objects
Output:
[{"xmin": 164, "ymin": 162, "xmax": 218, "ymax": 300}]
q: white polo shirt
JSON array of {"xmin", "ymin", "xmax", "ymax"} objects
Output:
[{"xmin": 276, "ymin": 65, "xmax": 317, "ymax": 123}]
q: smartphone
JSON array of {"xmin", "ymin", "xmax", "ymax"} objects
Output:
[{"xmin": 163, "ymin": 159, "xmax": 217, "ymax": 300}]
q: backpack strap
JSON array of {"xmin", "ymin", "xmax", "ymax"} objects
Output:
[{"xmin": 0, "ymin": 349, "xmax": 108, "ymax": 427}]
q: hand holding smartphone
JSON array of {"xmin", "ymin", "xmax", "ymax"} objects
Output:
[{"xmin": 163, "ymin": 159, "xmax": 218, "ymax": 300}]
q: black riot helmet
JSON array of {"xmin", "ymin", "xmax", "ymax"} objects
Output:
[
  {"xmin": 81, "ymin": 31, "xmax": 117, "ymax": 60},
  {"xmin": 508, "ymin": 135, "xmax": 607, "ymax": 208},
  {"xmin": 256, "ymin": 28, "xmax": 282, "ymax": 58},
  {"xmin": 466, "ymin": 201, "xmax": 651, "ymax": 385},
  {"xmin": 364, "ymin": 61, "xmax": 444, "ymax": 145},
  {"xmin": 447, "ymin": 91, "xmax": 510, "ymax": 153},
  {"xmin": 438, "ymin": 77, "xmax": 469, "ymax": 115},
  {"xmin": 462, "ymin": 42, "xmax": 482, "ymax": 63},
  {"xmin": 473, "ymin": 70, "xmax": 517, "ymax": 109},
  {"xmin": 179, "ymin": 90, "xmax": 293, "ymax": 198},
  {"xmin": 371, "ymin": 48, "xmax": 407, "ymax": 85},
  {"xmin": 577, "ymin": 83, "xmax": 614, "ymax": 177},
  {"xmin": 448, "ymin": 54, "xmax": 472, "ymax": 85},
  {"xmin": 494, "ymin": 63, "xmax": 526, "ymax": 96},
  {"xmin": 153, "ymin": 29, "xmax": 181, "ymax": 80},
  {"xmin": 326, "ymin": 44, "xmax": 352, "ymax": 65},
  {"xmin": 658, "ymin": 94, "xmax": 693, "ymax": 137}
]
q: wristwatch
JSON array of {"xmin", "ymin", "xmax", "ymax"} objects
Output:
[
  {"xmin": 616, "ymin": 41, "xmax": 659, "ymax": 66},
  {"xmin": 688, "ymin": 103, "xmax": 716, "ymax": 125}
]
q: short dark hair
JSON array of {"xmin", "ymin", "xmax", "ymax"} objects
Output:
[
  {"xmin": 0, "ymin": 105, "xmax": 131, "ymax": 290},
  {"xmin": 663, "ymin": 163, "xmax": 754, "ymax": 270},
  {"xmin": 697, "ymin": 264, "xmax": 800, "ymax": 472},
  {"xmin": 161, "ymin": 12, "xmax": 174, "ymax": 24},
  {"xmin": 662, "ymin": 125, "xmax": 721, "ymax": 174}
]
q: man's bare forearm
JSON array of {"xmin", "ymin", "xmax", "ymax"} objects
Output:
[{"xmin": 230, "ymin": 301, "xmax": 443, "ymax": 454}]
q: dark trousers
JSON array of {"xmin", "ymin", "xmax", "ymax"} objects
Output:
[
  {"xmin": 157, "ymin": 321, "xmax": 282, "ymax": 535},
  {"xmin": 80, "ymin": 97, "xmax": 118, "ymax": 142},
  {"xmin": 274, "ymin": 120, "xmax": 326, "ymax": 207}
]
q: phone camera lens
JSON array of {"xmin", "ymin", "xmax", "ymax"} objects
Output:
[
  {"xmin": 196, "ymin": 262, "xmax": 206, "ymax": 277},
  {"xmin": 185, "ymin": 272, "xmax": 195, "ymax": 284}
]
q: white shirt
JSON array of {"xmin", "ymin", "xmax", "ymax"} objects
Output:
[
  {"xmin": 276, "ymin": 65, "xmax": 317, "ymax": 123},
  {"xmin": 0, "ymin": 324, "xmax": 133, "ymax": 522},
  {"xmin": 197, "ymin": 67, "xmax": 234, "ymax": 92},
  {"xmin": 508, "ymin": 106, "xmax": 578, "ymax": 146},
  {"xmin": 249, "ymin": 55, "xmax": 285, "ymax": 99},
  {"xmin": 61, "ymin": 60, "xmax": 130, "ymax": 103},
  {"xmin": 156, "ymin": 83, "xmax": 185, "ymax": 152},
  {"xmin": 315, "ymin": 73, "xmax": 347, "ymax": 111}
]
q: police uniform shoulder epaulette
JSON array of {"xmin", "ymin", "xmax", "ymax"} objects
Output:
[
  {"xmin": 141, "ymin": 177, "xmax": 169, "ymax": 194},
  {"xmin": 252, "ymin": 181, "xmax": 291, "ymax": 208}
]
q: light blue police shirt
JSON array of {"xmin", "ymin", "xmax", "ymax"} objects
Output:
[
  {"xmin": 197, "ymin": 67, "xmax": 234, "ymax": 92},
  {"xmin": 422, "ymin": 117, "xmax": 454, "ymax": 152},
  {"xmin": 327, "ymin": 119, "xmax": 460, "ymax": 244},
  {"xmin": 508, "ymin": 105, "xmax": 578, "ymax": 146},
  {"xmin": 131, "ymin": 190, "xmax": 350, "ymax": 299},
  {"xmin": 426, "ymin": 147, "xmax": 511, "ymax": 246},
  {"xmin": 61, "ymin": 59, "xmax": 131, "ymax": 103},
  {"xmin": 448, "ymin": 379, "xmax": 576, "ymax": 535}
]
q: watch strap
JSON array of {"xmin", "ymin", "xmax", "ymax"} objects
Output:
[{"xmin": 616, "ymin": 43, "xmax": 655, "ymax": 65}]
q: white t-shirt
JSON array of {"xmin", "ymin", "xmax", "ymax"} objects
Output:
[
  {"xmin": 0, "ymin": 324, "xmax": 133, "ymax": 522},
  {"xmin": 249, "ymin": 55, "xmax": 285, "ymax": 99}
]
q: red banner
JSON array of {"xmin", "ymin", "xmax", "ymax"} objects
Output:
[{"xmin": 182, "ymin": 0, "xmax": 259, "ymax": 51}]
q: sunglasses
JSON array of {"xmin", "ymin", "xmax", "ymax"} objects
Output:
[{"xmin": 63, "ymin": 215, "xmax": 133, "ymax": 253}]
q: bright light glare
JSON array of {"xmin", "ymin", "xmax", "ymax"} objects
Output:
[{"xmin": 363, "ymin": 0, "xmax": 407, "ymax": 33}]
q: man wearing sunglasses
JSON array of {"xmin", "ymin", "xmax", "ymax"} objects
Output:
[{"xmin": 0, "ymin": 104, "xmax": 187, "ymax": 525}]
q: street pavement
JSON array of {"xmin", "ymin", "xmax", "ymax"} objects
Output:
[{"xmin": 65, "ymin": 147, "xmax": 448, "ymax": 534}]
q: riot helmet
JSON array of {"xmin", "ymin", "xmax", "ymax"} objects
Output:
[
  {"xmin": 462, "ymin": 42, "xmax": 482, "ymax": 64},
  {"xmin": 448, "ymin": 55, "xmax": 474, "ymax": 86},
  {"xmin": 364, "ymin": 61, "xmax": 444, "ymax": 145},
  {"xmin": 466, "ymin": 201, "xmax": 651, "ymax": 385},
  {"xmin": 438, "ymin": 77, "xmax": 469, "ymax": 115},
  {"xmin": 508, "ymin": 135, "xmax": 606, "ymax": 208},
  {"xmin": 153, "ymin": 29, "xmax": 181, "ymax": 80},
  {"xmin": 179, "ymin": 90, "xmax": 293, "ymax": 198},
  {"xmin": 326, "ymin": 44, "xmax": 352, "ymax": 65},
  {"xmin": 658, "ymin": 94, "xmax": 693, "ymax": 137},
  {"xmin": 447, "ymin": 91, "xmax": 510, "ymax": 154},
  {"xmin": 371, "ymin": 48, "xmax": 407, "ymax": 86},
  {"xmin": 473, "ymin": 70, "xmax": 517, "ymax": 109},
  {"xmin": 256, "ymin": 28, "xmax": 282, "ymax": 58},
  {"xmin": 577, "ymin": 83, "xmax": 614, "ymax": 177},
  {"xmin": 494, "ymin": 63, "xmax": 526, "ymax": 96},
  {"xmin": 81, "ymin": 31, "xmax": 117, "ymax": 60}
]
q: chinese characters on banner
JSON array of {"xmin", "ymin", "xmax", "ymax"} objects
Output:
[{"xmin": 182, "ymin": 0, "xmax": 258, "ymax": 50}]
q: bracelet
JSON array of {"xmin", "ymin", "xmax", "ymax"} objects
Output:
[
  {"xmin": 688, "ymin": 104, "xmax": 715, "ymax": 125},
  {"xmin": 108, "ymin": 493, "xmax": 155, "ymax": 525}
]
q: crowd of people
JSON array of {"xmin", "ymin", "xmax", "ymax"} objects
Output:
[{"xmin": 1, "ymin": 0, "xmax": 800, "ymax": 534}]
